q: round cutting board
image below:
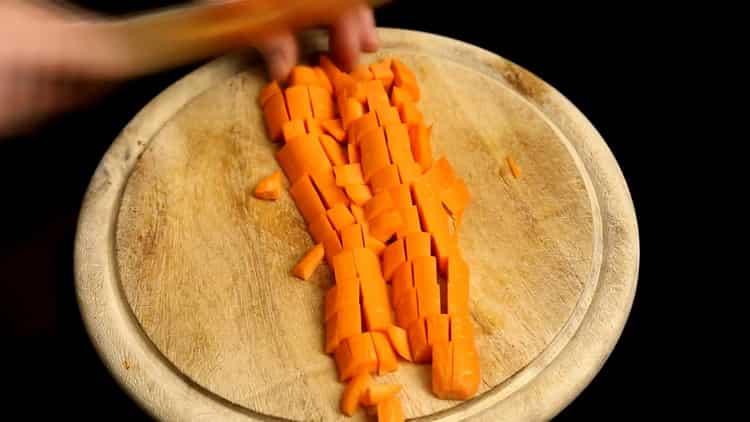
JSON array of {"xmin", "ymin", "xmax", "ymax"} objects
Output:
[{"xmin": 75, "ymin": 29, "xmax": 639, "ymax": 421}]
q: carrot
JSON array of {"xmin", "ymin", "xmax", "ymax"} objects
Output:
[
  {"xmin": 376, "ymin": 397, "xmax": 405, "ymax": 422},
  {"xmin": 365, "ymin": 235, "xmax": 386, "ymax": 256},
  {"xmin": 397, "ymin": 205, "xmax": 422, "ymax": 238},
  {"xmin": 353, "ymin": 247, "xmax": 383, "ymax": 278},
  {"xmin": 389, "ymin": 85, "xmax": 415, "ymax": 108},
  {"xmin": 259, "ymin": 80, "xmax": 282, "ymax": 106},
  {"xmin": 450, "ymin": 339, "xmax": 480, "ymax": 399},
  {"xmin": 431, "ymin": 341, "xmax": 453, "ymax": 399},
  {"xmin": 412, "ymin": 256, "xmax": 441, "ymax": 318},
  {"xmin": 350, "ymin": 203, "xmax": 367, "ymax": 225},
  {"xmin": 314, "ymin": 66, "xmax": 334, "ymax": 93},
  {"xmin": 348, "ymin": 333, "xmax": 379, "ymax": 376},
  {"xmin": 407, "ymin": 317, "xmax": 431, "ymax": 363},
  {"xmin": 375, "ymin": 106, "xmax": 401, "ymax": 127},
  {"xmin": 364, "ymin": 79, "xmax": 391, "ymax": 112},
  {"xmin": 391, "ymin": 59, "xmax": 420, "ymax": 101},
  {"xmin": 253, "ymin": 170, "xmax": 282, "ymax": 200},
  {"xmin": 345, "ymin": 183, "xmax": 372, "ymax": 206},
  {"xmin": 333, "ymin": 249, "xmax": 358, "ymax": 281},
  {"xmin": 334, "ymin": 163, "xmax": 365, "ymax": 186},
  {"xmin": 368, "ymin": 209, "xmax": 404, "ymax": 243},
  {"xmin": 394, "ymin": 285, "xmax": 419, "ymax": 329},
  {"xmin": 282, "ymin": 120, "xmax": 306, "ymax": 143},
  {"xmin": 345, "ymin": 81, "xmax": 368, "ymax": 104},
  {"xmin": 507, "ymin": 155, "xmax": 521, "ymax": 178},
  {"xmin": 341, "ymin": 223, "xmax": 365, "ymax": 250},
  {"xmin": 426, "ymin": 314, "xmax": 450, "ymax": 345},
  {"xmin": 398, "ymin": 101, "xmax": 423, "ymax": 126},
  {"xmin": 327, "ymin": 302, "xmax": 362, "ymax": 354},
  {"xmin": 440, "ymin": 179, "xmax": 471, "ymax": 216},
  {"xmin": 288, "ymin": 65, "xmax": 319, "ymax": 86},
  {"xmin": 263, "ymin": 92, "xmax": 290, "ymax": 142},
  {"xmin": 370, "ymin": 164, "xmax": 401, "ymax": 194},
  {"xmin": 364, "ymin": 190, "xmax": 395, "ymax": 221},
  {"xmin": 391, "ymin": 262, "xmax": 413, "ymax": 306},
  {"xmin": 408, "ymin": 122, "xmax": 433, "ymax": 171},
  {"xmin": 319, "ymin": 55, "xmax": 347, "ymax": 90},
  {"xmin": 360, "ymin": 128, "xmax": 392, "ymax": 182},
  {"xmin": 370, "ymin": 59, "xmax": 394, "ymax": 91},
  {"xmin": 389, "ymin": 185, "xmax": 412, "ymax": 212},
  {"xmin": 382, "ymin": 237, "xmax": 406, "ymax": 281},
  {"xmin": 319, "ymin": 134, "xmax": 348, "ymax": 166},
  {"xmin": 308, "ymin": 85, "xmax": 335, "ymax": 120},
  {"xmin": 292, "ymin": 243, "xmax": 324, "ymax": 280},
  {"xmin": 351, "ymin": 64, "xmax": 374, "ymax": 82},
  {"xmin": 325, "ymin": 285, "xmax": 338, "ymax": 321},
  {"xmin": 361, "ymin": 383, "xmax": 401, "ymax": 406},
  {"xmin": 277, "ymin": 134, "xmax": 331, "ymax": 184},
  {"xmin": 340, "ymin": 373, "xmax": 371, "ymax": 416},
  {"xmin": 307, "ymin": 211, "xmax": 342, "ymax": 265},
  {"xmin": 327, "ymin": 204, "xmax": 356, "ymax": 232},
  {"xmin": 289, "ymin": 175, "xmax": 327, "ymax": 224},
  {"xmin": 447, "ymin": 255, "xmax": 470, "ymax": 315},
  {"xmin": 335, "ymin": 338, "xmax": 354, "ymax": 378},
  {"xmin": 347, "ymin": 143, "xmax": 361, "ymax": 164},
  {"xmin": 396, "ymin": 161, "xmax": 422, "ymax": 185},
  {"xmin": 404, "ymin": 232, "xmax": 431, "ymax": 260},
  {"xmin": 386, "ymin": 325, "xmax": 412, "ymax": 361},
  {"xmin": 348, "ymin": 112, "xmax": 379, "ymax": 145},
  {"xmin": 412, "ymin": 178, "xmax": 455, "ymax": 274},
  {"xmin": 422, "ymin": 157, "xmax": 456, "ymax": 189},
  {"xmin": 284, "ymin": 85, "xmax": 313, "ymax": 120},
  {"xmin": 383, "ymin": 124, "xmax": 415, "ymax": 167},
  {"xmin": 311, "ymin": 169, "xmax": 349, "ymax": 209},
  {"xmin": 340, "ymin": 96, "xmax": 365, "ymax": 129},
  {"xmin": 321, "ymin": 119, "xmax": 346, "ymax": 142},
  {"xmin": 360, "ymin": 275, "xmax": 393, "ymax": 331}
]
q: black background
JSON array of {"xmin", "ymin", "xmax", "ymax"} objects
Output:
[{"xmin": 1, "ymin": 1, "xmax": 667, "ymax": 419}]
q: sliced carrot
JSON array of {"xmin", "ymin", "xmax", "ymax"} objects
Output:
[
  {"xmin": 382, "ymin": 237, "xmax": 406, "ymax": 281},
  {"xmin": 351, "ymin": 64, "xmax": 374, "ymax": 81},
  {"xmin": 334, "ymin": 163, "xmax": 365, "ymax": 187},
  {"xmin": 394, "ymin": 285, "xmax": 419, "ymax": 329},
  {"xmin": 353, "ymin": 247, "xmax": 383, "ymax": 278},
  {"xmin": 396, "ymin": 205, "xmax": 422, "ymax": 238},
  {"xmin": 440, "ymin": 178, "xmax": 471, "ymax": 216},
  {"xmin": 431, "ymin": 340, "xmax": 453, "ymax": 399},
  {"xmin": 289, "ymin": 175, "xmax": 326, "ymax": 224},
  {"xmin": 332, "ymin": 249, "xmax": 358, "ymax": 282},
  {"xmin": 340, "ymin": 97, "xmax": 365, "ymax": 129},
  {"xmin": 376, "ymin": 397, "xmax": 405, "ymax": 422},
  {"xmin": 337, "ymin": 301, "xmax": 363, "ymax": 345},
  {"xmin": 278, "ymin": 133, "xmax": 331, "ymax": 183},
  {"xmin": 314, "ymin": 66, "xmax": 334, "ymax": 93},
  {"xmin": 347, "ymin": 143, "xmax": 361, "ymax": 164},
  {"xmin": 282, "ymin": 119, "xmax": 306, "ymax": 143},
  {"xmin": 368, "ymin": 209, "xmax": 404, "ymax": 243},
  {"xmin": 275, "ymin": 145, "xmax": 302, "ymax": 183},
  {"xmin": 386, "ymin": 325, "xmax": 412, "ymax": 361},
  {"xmin": 311, "ymin": 169, "xmax": 349, "ymax": 209},
  {"xmin": 450, "ymin": 339, "xmax": 480, "ymax": 399},
  {"xmin": 363, "ymin": 190, "xmax": 395, "ymax": 221},
  {"xmin": 450, "ymin": 314, "xmax": 475, "ymax": 342},
  {"xmin": 389, "ymin": 185, "xmax": 412, "ymax": 211},
  {"xmin": 447, "ymin": 255, "xmax": 470, "ymax": 315},
  {"xmin": 288, "ymin": 65, "xmax": 319, "ymax": 86},
  {"xmin": 319, "ymin": 134, "xmax": 347, "ymax": 166},
  {"xmin": 348, "ymin": 112, "xmax": 379, "ymax": 145},
  {"xmin": 391, "ymin": 59, "xmax": 420, "ymax": 100},
  {"xmin": 408, "ymin": 122, "xmax": 433, "ymax": 171},
  {"xmin": 422, "ymin": 157, "xmax": 456, "ymax": 189},
  {"xmin": 507, "ymin": 155, "xmax": 521, "ymax": 178},
  {"xmin": 253, "ymin": 170, "xmax": 282, "ymax": 200},
  {"xmin": 391, "ymin": 262, "xmax": 413, "ymax": 306},
  {"xmin": 348, "ymin": 333, "xmax": 379, "ymax": 376},
  {"xmin": 344, "ymin": 81, "xmax": 368, "ymax": 104},
  {"xmin": 284, "ymin": 85, "xmax": 313, "ymax": 120},
  {"xmin": 360, "ymin": 128, "xmax": 392, "ymax": 182},
  {"xmin": 396, "ymin": 161, "xmax": 422, "ymax": 185},
  {"xmin": 412, "ymin": 178, "xmax": 455, "ymax": 274},
  {"xmin": 319, "ymin": 55, "xmax": 348, "ymax": 92},
  {"xmin": 372, "ymin": 333, "xmax": 399, "ymax": 374},
  {"xmin": 407, "ymin": 317, "xmax": 431, "ymax": 363},
  {"xmin": 370, "ymin": 164, "xmax": 401, "ymax": 194},
  {"xmin": 327, "ymin": 203, "xmax": 356, "ymax": 232},
  {"xmin": 389, "ymin": 85, "xmax": 415, "ymax": 108},
  {"xmin": 361, "ymin": 383, "xmax": 401, "ymax": 406},
  {"xmin": 326, "ymin": 311, "xmax": 341, "ymax": 353},
  {"xmin": 308, "ymin": 211, "xmax": 342, "ymax": 265},
  {"xmin": 370, "ymin": 59, "xmax": 394, "ymax": 91},
  {"xmin": 360, "ymin": 277, "xmax": 393, "ymax": 331},
  {"xmin": 292, "ymin": 243, "xmax": 325, "ymax": 280},
  {"xmin": 363, "ymin": 79, "xmax": 390, "ymax": 112},
  {"xmin": 345, "ymin": 183, "xmax": 372, "ymax": 206},
  {"xmin": 398, "ymin": 101, "xmax": 423, "ymax": 125},
  {"xmin": 384, "ymin": 123, "xmax": 415, "ymax": 167},
  {"xmin": 325, "ymin": 285, "xmax": 338, "ymax": 321},
  {"xmin": 426, "ymin": 314, "xmax": 450, "ymax": 345},
  {"xmin": 340, "ymin": 372, "xmax": 371, "ymax": 416},
  {"xmin": 321, "ymin": 118, "xmax": 346, "ymax": 142},
  {"xmin": 263, "ymin": 92, "xmax": 290, "ymax": 142},
  {"xmin": 259, "ymin": 80, "xmax": 282, "ymax": 106},
  {"xmin": 341, "ymin": 223, "xmax": 365, "ymax": 250},
  {"xmin": 375, "ymin": 106, "xmax": 401, "ymax": 127},
  {"xmin": 365, "ymin": 235, "xmax": 386, "ymax": 256},
  {"xmin": 335, "ymin": 337, "xmax": 354, "ymax": 378},
  {"xmin": 404, "ymin": 232, "xmax": 431, "ymax": 260},
  {"xmin": 308, "ymin": 85, "xmax": 335, "ymax": 119},
  {"xmin": 350, "ymin": 203, "xmax": 367, "ymax": 225},
  {"xmin": 412, "ymin": 256, "xmax": 441, "ymax": 318}
]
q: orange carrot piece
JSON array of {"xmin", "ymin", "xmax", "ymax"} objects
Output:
[
  {"xmin": 347, "ymin": 142, "xmax": 361, "ymax": 164},
  {"xmin": 314, "ymin": 66, "xmax": 334, "ymax": 93},
  {"xmin": 278, "ymin": 133, "xmax": 331, "ymax": 183},
  {"xmin": 398, "ymin": 101, "xmax": 423, "ymax": 126},
  {"xmin": 407, "ymin": 318, "xmax": 431, "ymax": 363},
  {"xmin": 360, "ymin": 277, "xmax": 393, "ymax": 331},
  {"xmin": 348, "ymin": 333, "xmax": 379, "ymax": 376},
  {"xmin": 289, "ymin": 175, "xmax": 326, "ymax": 224},
  {"xmin": 395, "ymin": 285, "xmax": 419, "ymax": 328},
  {"xmin": 404, "ymin": 232, "xmax": 431, "ymax": 260},
  {"xmin": 259, "ymin": 80, "xmax": 282, "ymax": 106},
  {"xmin": 450, "ymin": 314, "xmax": 475, "ymax": 342},
  {"xmin": 426, "ymin": 314, "xmax": 450, "ymax": 345},
  {"xmin": 507, "ymin": 155, "xmax": 521, "ymax": 178},
  {"xmin": 321, "ymin": 119, "xmax": 346, "ymax": 142},
  {"xmin": 364, "ymin": 79, "xmax": 391, "ymax": 112},
  {"xmin": 334, "ymin": 163, "xmax": 365, "ymax": 187},
  {"xmin": 363, "ymin": 190, "xmax": 395, "ymax": 221},
  {"xmin": 275, "ymin": 144, "xmax": 302, "ymax": 183},
  {"xmin": 350, "ymin": 203, "xmax": 367, "ymax": 225},
  {"xmin": 408, "ymin": 123, "xmax": 433, "ymax": 171},
  {"xmin": 382, "ymin": 237, "xmax": 406, "ymax": 281},
  {"xmin": 370, "ymin": 164, "xmax": 401, "ymax": 194},
  {"xmin": 327, "ymin": 203, "xmax": 356, "ymax": 232},
  {"xmin": 306, "ymin": 118, "xmax": 323, "ymax": 138},
  {"xmin": 253, "ymin": 170, "xmax": 282, "ymax": 200},
  {"xmin": 326, "ymin": 313, "xmax": 340, "ymax": 353},
  {"xmin": 422, "ymin": 158, "xmax": 456, "ymax": 189},
  {"xmin": 353, "ymin": 247, "xmax": 383, "ymax": 278},
  {"xmin": 447, "ymin": 255, "xmax": 470, "ymax": 315},
  {"xmin": 369, "ymin": 209, "xmax": 404, "ymax": 243},
  {"xmin": 365, "ymin": 235, "xmax": 386, "ymax": 256},
  {"xmin": 337, "ymin": 301, "xmax": 363, "ymax": 345},
  {"xmin": 389, "ymin": 185, "xmax": 412, "ymax": 211},
  {"xmin": 450, "ymin": 339, "xmax": 480, "ymax": 399},
  {"xmin": 308, "ymin": 85, "xmax": 336, "ymax": 119},
  {"xmin": 288, "ymin": 65, "xmax": 319, "ymax": 86},
  {"xmin": 325, "ymin": 285, "xmax": 338, "ymax": 321},
  {"xmin": 341, "ymin": 372, "xmax": 371, "ymax": 416},
  {"xmin": 386, "ymin": 325, "xmax": 412, "ymax": 361},
  {"xmin": 391, "ymin": 59, "xmax": 420, "ymax": 100},
  {"xmin": 344, "ymin": 81, "xmax": 368, "ymax": 104},
  {"xmin": 376, "ymin": 397, "xmax": 405, "ymax": 422},
  {"xmin": 412, "ymin": 178, "xmax": 455, "ymax": 274},
  {"xmin": 370, "ymin": 59, "xmax": 394, "ymax": 90},
  {"xmin": 391, "ymin": 262, "xmax": 413, "ymax": 306},
  {"xmin": 319, "ymin": 134, "xmax": 348, "ymax": 166},
  {"xmin": 348, "ymin": 112, "xmax": 379, "ymax": 145},
  {"xmin": 308, "ymin": 211, "xmax": 342, "ymax": 265},
  {"xmin": 341, "ymin": 223, "xmax": 366, "ymax": 250},
  {"xmin": 397, "ymin": 161, "xmax": 422, "ymax": 185},
  {"xmin": 282, "ymin": 119, "xmax": 306, "ymax": 143},
  {"xmin": 372, "ymin": 332, "xmax": 398, "ymax": 375},
  {"xmin": 389, "ymin": 85, "xmax": 415, "ymax": 108},
  {"xmin": 341, "ymin": 97, "xmax": 365, "ymax": 129},
  {"xmin": 361, "ymin": 383, "xmax": 401, "ymax": 406},
  {"xmin": 334, "ymin": 337, "xmax": 353, "ymax": 376},
  {"xmin": 360, "ymin": 128, "xmax": 392, "ymax": 182},
  {"xmin": 319, "ymin": 55, "xmax": 350, "ymax": 93},
  {"xmin": 431, "ymin": 340, "xmax": 453, "ymax": 399},
  {"xmin": 351, "ymin": 64, "xmax": 374, "ymax": 81},
  {"xmin": 412, "ymin": 256, "xmax": 441, "ymax": 318},
  {"xmin": 292, "ymin": 243, "xmax": 325, "ymax": 280},
  {"xmin": 311, "ymin": 169, "xmax": 349, "ymax": 209},
  {"xmin": 284, "ymin": 85, "xmax": 313, "ymax": 120},
  {"xmin": 440, "ymin": 178, "xmax": 471, "ymax": 216},
  {"xmin": 345, "ymin": 183, "xmax": 372, "ymax": 205},
  {"xmin": 375, "ymin": 106, "xmax": 401, "ymax": 127},
  {"xmin": 263, "ymin": 92, "xmax": 290, "ymax": 142},
  {"xmin": 397, "ymin": 205, "xmax": 422, "ymax": 238},
  {"xmin": 333, "ymin": 249, "xmax": 358, "ymax": 281},
  {"xmin": 384, "ymin": 123, "xmax": 415, "ymax": 167}
]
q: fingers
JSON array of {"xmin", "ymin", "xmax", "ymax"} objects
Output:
[
  {"xmin": 330, "ymin": 3, "xmax": 378, "ymax": 72},
  {"xmin": 256, "ymin": 31, "xmax": 299, "ymax": 81},
  {"xmin": 358, "ymin": 6, "xmax": 379, "ymax": 53}
]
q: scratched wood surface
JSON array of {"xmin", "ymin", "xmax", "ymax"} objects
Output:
[{"xmin": 76, "ymin": 29, "xmax": 638, "ymax": 421}]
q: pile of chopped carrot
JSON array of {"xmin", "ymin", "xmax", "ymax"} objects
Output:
[{"xmin": 258, "ymin": 56, "xmax": 479, "ymax": 420}]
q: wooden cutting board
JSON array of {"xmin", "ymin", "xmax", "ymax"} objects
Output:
[{"xmin": 75, "ymin": 29, "xmax": 639, "ymax": 421}]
